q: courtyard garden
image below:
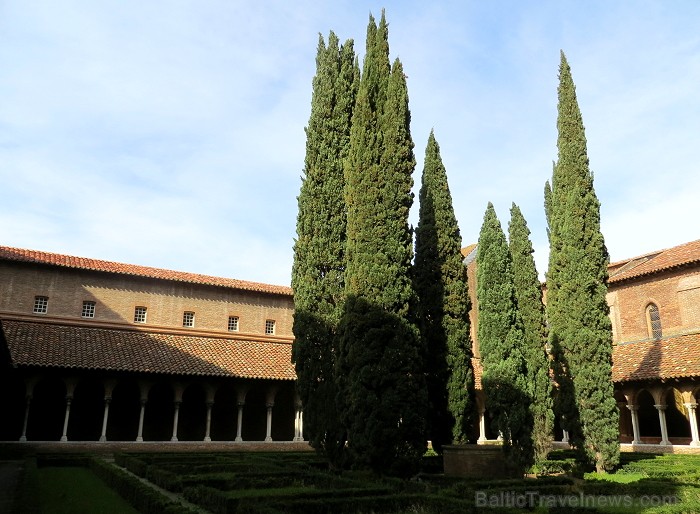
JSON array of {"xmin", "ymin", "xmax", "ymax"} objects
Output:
[{"xmin": 5, "ymin": 448, "xmax": 700, "ymax": 513}]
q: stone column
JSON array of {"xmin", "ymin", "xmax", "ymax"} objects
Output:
[
  {"xmin": 654, "ymin": 404, "xmax": 670, "ymax": 445},
  {"xmin": 265, "ymin": 401, "xmax": 274, "ymax": 442},
  {"xmin": 293, "ymin": 397, "xmax": 304, "ymax": 442},
  {"xmin": 562, "ymin": 429, "xmax": 569, "ymax": 444},
  {"xmin": 204, "ymin": 401, "xmax": 213, "ymax": 442},
  {"xmin": 477, "ymin": 409, "xmax": 487, "ymax": 443},
  {"xmin": 19, "ymin": 395, "xmax": 32, "ymax": 443},
  {"xmin": 99, "ymin": 396, "xmax": 111, "ymax": 442},
  {"xmin": 235, "ymin": 401, "xmax": 245, "ymax": 442},
  {"xmin": 136, "ymin": 398, "xmax": 147, "ymax": 442},
  {"xmin": 298, "ymin": 409, "xmax": 304, "ymax": 441},
  {"xmin": 627, "ymin": 404, "xmax": 641, "ymax": 445},
  {"xmin": 171, "ymin": 401, "xmax": 181, "ymax": 442},
  {"xmin": 684, "ymin": 403, "xmax": 700, "ymax": 446},
  {"xmin": 60, "ymin": 395, "xmax": 73, "ymax": 442}
]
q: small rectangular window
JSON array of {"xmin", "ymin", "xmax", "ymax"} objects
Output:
[
  {"xmin": 81, "ymin": 301, "xmax": 96, "ymax": 318},
  {"xmin": 33, "ymin": 296, "xmax": 48, "ymax": 314},
  {"xmin": 265, "ymin": 319, "xmax": 275, "ymax": 335},
  {"xmin": 134, "ymin": 306, "xmax": 147, "ymax": 323},
  {"xmin": 228, "ymin": 316, "xmax": 239, "ymax": 332},
  {"xmin": 183, "ymin": 311, "xmax": 195, "ymax": 328}
]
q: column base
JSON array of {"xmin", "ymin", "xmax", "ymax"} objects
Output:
[
  {"xmin": 19, "ymin": 436, "xmax": 27, "ymax": 443},
  {"xmin": 690, "ymin": 440, "xmax": 700, "ymax": 447},
  {"xmin": 60, "ymin": 436, "xmax": 68, "ymax": 442},
  {"xmin": 204, "ymin": 437, "xmax": 211, "ymax": 442},
  {"xmin": 136, "ymin": 437, "xmax": 144, "ymax": 442},
  {"xmin": 265, "ymin": 437, "xmax": 273, "ymax": 442},
  {"xmin": 171, "ymin": 436, "xmax": 178, "ymax": 442},
  {"xmin": 99, "ymin": 436, "xmax": 107, "ymax": 442},
  {"xmin": 235, "ymin": 436, "xmax": 243, "ymax": 442}
]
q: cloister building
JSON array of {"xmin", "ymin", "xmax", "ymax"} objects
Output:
[
  {"xmin": 0, "ymin": 246, "xmax": 300, "ymax": 444},
  {"xmin": 1, "ymin": 239, "xmax": 699, "ymax": 448}
]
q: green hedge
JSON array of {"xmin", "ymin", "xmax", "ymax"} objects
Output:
[{"xmin": 89, "ymin": 458, "xmax": 196, "ymax": 514}]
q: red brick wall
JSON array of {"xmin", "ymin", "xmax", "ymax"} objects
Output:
[{"xmin": 0, "ymin": 261, "xmax": 294, "ymax": 338}]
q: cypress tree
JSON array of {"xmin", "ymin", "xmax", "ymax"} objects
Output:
[
  {"xmin": 508, "ymin": 203, "xmax": 553, "ymax": 465},
  {"xmin": 291, "ymin": 32, "xmax": 358, "ymax": 467},
  {"xmin": 339, "ymin": 11, "xmax": 427, "ymax": 475},
  {"xmin": 414, "ymin": 131, "xmax": 474, "ymax": 448},
  {"xmin": 546, "ymin": 51, "xmax": 619, "ymax": 472},
  {"xmin": 477, "ymin": 203, "xmax": 533, "ymax": 475}
]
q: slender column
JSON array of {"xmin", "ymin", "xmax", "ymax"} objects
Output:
[
  {"xmin": 19, "ymin": 395, "xmax": 32, "ymax": 442},
  {"xmin": 99, "ymin": 397, "xmax": 111, "ymax": 442},
  {"xmin": 60, "ymin": 396, "xmax": 73, "ymax": 442},
  {"xmin": 235, "ymin": 401, "xmax": 244, "ymax": 442},
  {"xmin": 171, "ymin": 401, "xmax": 181, "ymax": 442},
  {"xmin": 684, "ymin": 403, "xmax": 700, "ymax": 446},
  {"xmin": 136, "ymin": 399, "xmax": 146, "ymax": 442},
  {"xmin": 627, "ymin": 405, "xmax": 641, "ymax": 444},
  {"xmin": 477, "ymin": 409, "xmax": 487, "ymax": 443},
  {"xmin": 204, "ymin": 401, "xmax": 213, "ymax": 442},
  {"xmin": 265, "ymin": 402, "xmax": 273, "ymax": 442},
  {"xmin": 299, "ymin": 409, "xmax": 303, "ymax": 441},
  {"xmin": 655, "ymin": 404, "xmax": 670, "ymax": 445},
  {"xmin": 562, "ymin": 429, "xmax": 569, "ymax": 444}
]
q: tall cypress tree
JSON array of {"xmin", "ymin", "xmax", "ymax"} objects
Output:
[
  {"xmin": 546, "ymin": 51, "xmax": 619, "ymax": 472},
  {"xmin": 477, "ymin": 203, "xmax": 533, "ymax": 475},
  {"xmin": 291, "ymin": 32, "xmax": 358, "ymax": 467},
  {"xmin": 508, "ymin": 203, "xmax": 553, "ymax": 465},
  {"xmin": 414, "ymin": 131, "xmax": 474, "ymax": 448},
  {"xmin": 339, "ymin": 11, "xmax": 427, "ymax": 476}
]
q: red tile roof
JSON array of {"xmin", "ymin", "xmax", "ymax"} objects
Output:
[
  {"xmin": 0, "ymin": 246, "xmax": 292, "ymax": 296},
  {"xmin": 609, "ymin": 239, "xmax": 700, "ymax": 284},
  {"xmin": 1, "ymin": 319, "xmax": 296, "ymax": 381},
  {"xmin": 612, "ymin": 332, "xmax": 700, "ymax": 383}
]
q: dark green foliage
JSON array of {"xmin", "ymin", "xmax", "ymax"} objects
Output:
[
  {"xmin": 414, "ymin": 131, "xmax": 474, "ymax": 448},
  {"xmin": 291, "ymin": 31, "xmax": 358, "ymax": 467},
  {"xmin": 508, "ymin": 203, "xmax": 554, "ymax": 465},
  {"xmin": 476, "ymin": 203, "xmax": 533, "ymax": 475},
  {"xmin": 339, "ymin": 11, "xmax": 427, "ymax": 475},
  {"xmin": 545, "ymin": 51, "xmax": 619, "ymax": 472}
]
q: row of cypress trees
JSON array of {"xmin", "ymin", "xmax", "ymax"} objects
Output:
[{"xmin": 293, "ymin": 12, "xmax": 618, "ymax": 476}]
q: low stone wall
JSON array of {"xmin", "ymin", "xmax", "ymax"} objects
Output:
[
  {"xmin": 443, "ymin": 444, "xmax": 507, "ymax": 478},
  {"xmin": 0, "ymin": 441, "xmax": 313, "ymax": 456}
]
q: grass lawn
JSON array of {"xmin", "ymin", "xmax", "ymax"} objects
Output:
[{"xmin": 37, "ymin": 466, "xmax": 139, "ymax": 514}]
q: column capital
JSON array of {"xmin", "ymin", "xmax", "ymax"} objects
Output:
[
  {"xmin": 626, "ymin": 404, "xmax": 639, "ymax": 412},
  {"xmin": 654, "ymin": 404, "xmax": 667, "ymax": 411},
  {"xmin": 684, "ymin": 403, "xmax": 698, "ymax": 411}
]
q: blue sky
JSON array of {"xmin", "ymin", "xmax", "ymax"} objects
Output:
[{"xmin": 1, "ymin": 1, "xmax": 699, "ymax": 285}]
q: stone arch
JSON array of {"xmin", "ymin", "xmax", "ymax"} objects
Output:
[
  {"xmin": 663, "ymin": 387, "xmax": 691, "ymax": 441},
  {"xmin": 211, "ymin": 381, "xmax": 238, "ymax": 441},
  {"xmin": 179, "ymin": 381, "xmax": 207, "ymax": 441},
  {"xmin": 271, "ymin": 381, "xmax": 295, "ymax": 441},
  {"xmin": 0, "ymin": 371, "xmax": 26, "ymax": 441},
  {"xmin": 143, "ymin": 381, "xmax": 175, "ymax": 441},
  {"xmin": 107, "ymin": 378, "xmax": 141, "ymax": 441},
  {"xmin": 27, "ymin": 375, "xmax": 66, "ymax": 441},
  {"xmin": 242, "ymin": 384, "xmax": 267, "ymax": 441},
  {"xmin": 636, "ymin": 388, "xmax": 660, "ymax": 440},
  {"xmin": 68, "ymin": 376, "xmax": 105, "ymax": 441},
  {"xmin": 615, "ymin": 390, "xmax": 632, "ymax": 443}
]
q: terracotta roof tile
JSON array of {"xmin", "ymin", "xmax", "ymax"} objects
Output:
[
  {"xmin": 0, "ymin": 246, "xmax": 292, "ymax": 296},
  {"xmin": 609, "ymin": 239, "xmax": 700, "ymax": 284},
  {"xmin": 1, "ymin": 319, "xmax": 296, "ymax": 381},
  {"xmin": 612, "ymin": 332, "xmax": 700, "ymax": 383}
]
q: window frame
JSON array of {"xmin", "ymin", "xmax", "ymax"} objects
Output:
[
  {"xmin": 134, "ymin": 306, "xmax": 148, "ymax": 324},
  {"xmin": 81, "ymin": 300, "xmax": 96, "ymax": 318},
  {"xmin": 646, "ymin": 303, "xmax": 662, "ymax": 340},
  {"xmin": 183, "ymin": 311, "xmax": 195, "ymax": 328},
  {"xmin": 33, "ymin": 296, "xmax": 48, "ymax": 314},
  {"xmin": 265, "ymin": 319, "xmax": 276, "ymax": 335},
  {"xmin": 228, "ymin": 315, "xmax": 239, "ymax": 332}
]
